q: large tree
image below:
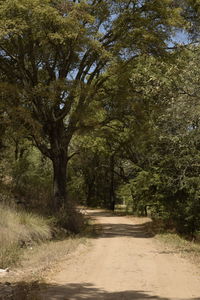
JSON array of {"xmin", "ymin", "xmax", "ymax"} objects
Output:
[{"xmin": 0, "ymin": 0, "xmax": 185, "ymax": 210}]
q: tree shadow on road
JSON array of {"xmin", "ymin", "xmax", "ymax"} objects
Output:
[
  {"xmin": 86, "ymin": 210, "xmax": 114, "ymax": 218},
  {"xmin": 0, "ymin": 282, "xmax": 198, "ymax": 300},
  {"xmin": 85, "ymin": 210, "xmax": 154, "ymax": 239},
  {"xmin": 96, "ymin": 222, "xmax": 154, "ymax": 238}
]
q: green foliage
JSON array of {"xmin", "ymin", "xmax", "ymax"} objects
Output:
[
  {"xmin": 113, "ymin": 49, "xmax": 200, "ymax": 236},
  {"xmin": 0, "ymin": 0, "xmax": 186, "ymax": 209},
  {"xmin": 0, "ymin": 0, "xmax": 199, "ymax": 237},
  {"xmin": 11, "ymin": 147, "xmax": 53, "ymax": 209}
]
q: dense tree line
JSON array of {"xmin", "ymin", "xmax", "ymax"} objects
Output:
[{"xmin": 0, "ymin": 0, "xmax": 200, "ymax": 236}]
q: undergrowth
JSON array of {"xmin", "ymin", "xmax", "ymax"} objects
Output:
[
  {"xmin": 0, "ymin": 204, "xmax": 90, "ymax": 269},
  {"xmin": 157, "ymin": 233, "xmax": 200, "ymax": 265},
  {"xmin": 0, "ymin": 204, "xmax": 52, "ymax": 268},
  {"xmin": 145, "ymin": 218, "xmax": 200, "ymax": 266}
]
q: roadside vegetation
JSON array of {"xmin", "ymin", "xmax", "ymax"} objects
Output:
[
  {"xmin": 0, "ymin": 0, "xmax": 200, "ymax": 274},
  {"xmin": 9, "ymin": 236, "xmax": 88, "ymax": 283},
  {"xmin": 156, "ymin": 233, "xmax": 200, "ymax": 266},
  {"xmin": 143, "ymin": 217, "xmax": 200, "ymax": 263},
  {"xmin": 0, "ymin": 204, "xmax": 52, "ymax": 268},
  {"xmin": 0, "ymin": 202, "xmax": 89, "ymax": 271}
]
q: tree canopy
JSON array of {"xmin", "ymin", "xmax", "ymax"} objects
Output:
[{"xmin": 0, "ymin": 0, "xmax": 200, "ymax": 237}]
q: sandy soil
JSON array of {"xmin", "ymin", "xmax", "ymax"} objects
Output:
[{"xmin": 37, "ymin": 210, "xmax": 200, "ymax": 300}]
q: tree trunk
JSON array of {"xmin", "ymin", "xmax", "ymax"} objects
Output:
[
  {"xmin": 109, "ymin": 155, "xmax": 115, "ymax": 211},
  {"xmin": 86, "ymin": 181, "xmax": 94, "ymax": 207},
  {"xmin": 52, "ymin": 151, "xmax": 68, "ymax": 211}
]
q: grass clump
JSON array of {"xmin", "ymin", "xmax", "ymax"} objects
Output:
[
  {"xmin": 157, "ymin": 233, "xmax": 200, "ymax": 265},
  {"xmin": 144, "ymin": 218, "xmax": 200, "ymax": 266},
  {"xmin": 0, "ymin": 204, "xmax": 52, "ymax": 268}
]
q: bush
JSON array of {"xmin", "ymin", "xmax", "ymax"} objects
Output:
[{"xmin": 54, "ymin": 207, "xmax": 85, "ymax": 234}]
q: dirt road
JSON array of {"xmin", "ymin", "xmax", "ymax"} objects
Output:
[{"xmin": 38, "ymin": 210, "xmax": 200, "ymax": 300}]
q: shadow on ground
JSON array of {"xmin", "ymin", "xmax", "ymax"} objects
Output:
[
  {"xmin": 0, "ymin": 282, "xmax": 199, "ymax": 300},
  {"xmin": 86, "ymin": 210, "xmax": 113, "ymax": 217},
  {"xmin": 97, "ymin": 223, "xmax": 154, "ymax": 238},
  {"xmin": 85, "ymin": 210, "xmax": 154, "ymax": 239}
]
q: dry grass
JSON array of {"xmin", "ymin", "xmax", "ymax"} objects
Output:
[
  {"xmin": 0, "ymin": 237, "xmax": 89, "ymax": 300},
  {"xmin": 156, "ymin": 233, "xmax": 200, "ymax": 265},
  {"xmin": 17, "ymin": 237, "xmax": 88, "ymax": 281},
  {"xmin": 144, "ymin": 218, "xmax": 200, "ymax": 267},
  {"xmin": 0, "ymin": 204, "xmax": 52, "ymax": 268}
]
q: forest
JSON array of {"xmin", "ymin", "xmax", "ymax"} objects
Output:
[{"xmin": 0, "ymin": 0, "xmax": 200, "ymax": 245}]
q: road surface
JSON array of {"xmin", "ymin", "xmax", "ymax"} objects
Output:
[{"xmin": 37, "ymin": 210, "xmax": 200, "ymax": 300}]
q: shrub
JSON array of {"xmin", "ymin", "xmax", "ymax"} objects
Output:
[{"xmin": 54, "ymin": 206, "xmax": 85, "ymax": 234}]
